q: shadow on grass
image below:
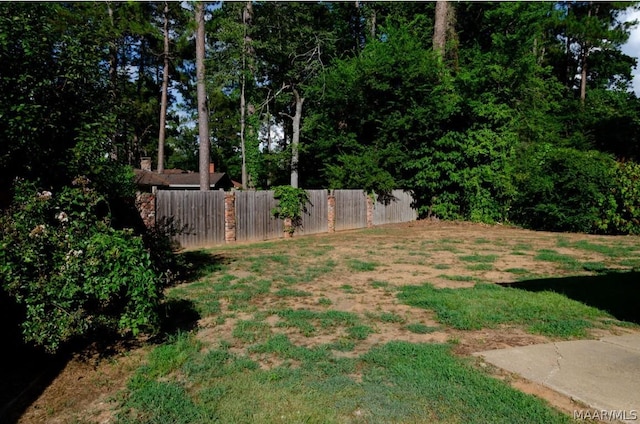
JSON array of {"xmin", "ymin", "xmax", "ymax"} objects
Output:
[
  {"xmin": 155, "ymin": 250, "xmax": 232, "ymax": 339},
  {"xmin": 174, "ymin": 250, "xmax": 232, "ymax": 285},
  {"xmin": 0, "ymin": 292, "xmax": 67, "ymax": 424},
  {"xmin": 501, "ymin": 270, "xmax": 640, "ymax": 325}
]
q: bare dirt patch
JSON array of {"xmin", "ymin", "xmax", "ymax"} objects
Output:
[{"xmin": 10, "ymin": 220, "xmax": 640, "ymax": 423}]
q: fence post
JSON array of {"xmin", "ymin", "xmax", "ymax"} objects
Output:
[
  {"xmin": 224, "ymin": 192, "xmax": 236, "ymax": 242},
  {"xmin": 366, "ymin": 194, "xmax": 374, "ymax": 228},
  {"xmin": 327, "ymin": 191, "xmax": 336, "ymax": 233}
]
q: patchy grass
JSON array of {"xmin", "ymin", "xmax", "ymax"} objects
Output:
[
  {"xmin": 438, "ymin": 274, "xmax": 481, "ymax": 283},
  {"xmin": 346, "ymin": 324, "xmax": 375, "ymax": 340},
  {"xmin": 466, "ymin": 263, "xmax": 494, "ymax": 271},
  {"xmin": 271, "ymin": 309, "xmax": 361, "ymax": 338},
  {"xmin": 347, "ymin": 259, "xmax": 378, "ymax": 272},
  {"xmin": 40, "ymin": 221, "xmax": 640, "ymax": 424},
  {"xmin": 504, "ymin": 267, "xmax": 531, "ymax": 275},
  {"xmin": 459, "ymin": 254, "xmax": 499, "ymax": 263},
  {"xmin": 273, "ymin": 288, "xmax": 312, "ymax": 298},
  {"xmin": 398, "ymin": 283, "xmax": 617, "ymax": 338},
  {"xmin": 317, "ymin": 297, "xmax": 332, "ymax": 306},
  {"xmin": 340, "ymin": 284, "xmax": 357, "ymax": 293},
  {"xmin": 366, "ymin": 311, "xmax": 406, "ymax": 324},
  {"xmin": 557, "ymin": 238, "xmax": 632, "ymax": 258},
  {"xmin": 369, "ymin": 280, "xmax": 390, "ymax": 289},
  {"xmin": 404, "ymin": 323, "xmax": 439, "ymax": 334},
  {"xmin": 232, "ymin": 319, "xmax": 271, "ymax": 343},
  {"xmin": 118, "ymin": 335, "xmax": 572, "ymax": 424},
  {"xmin": 534, "ymin": 249, "xmax": 581, "ymax": 270}
]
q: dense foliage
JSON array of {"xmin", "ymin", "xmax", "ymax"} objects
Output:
[
  {"xmin": 0, "ymin": 179, "xmax": 163, "ymax": 353},
  {"xmin": 0, "ymin": 2, "xmax": 177, "ymax": 353}
]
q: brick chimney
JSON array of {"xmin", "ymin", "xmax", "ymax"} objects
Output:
[
  {"xmin": 209, "ymin": 162, "xmax": 215, "ymax": 174},
  {"xmin": 141, "ymin": 157, "xmax": 152, "ymax": 172}
]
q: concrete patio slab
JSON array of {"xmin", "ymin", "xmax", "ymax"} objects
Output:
[{"xmin": 474, "ymin": 334, "xmax": 640, "ymax": 423}]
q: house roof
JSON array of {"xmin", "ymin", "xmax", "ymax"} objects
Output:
[
  {"xmin": 134, "ymin": 169, "xmax": 171, "ymax": 187},
  {"xmin": 134, "ymin": 169, "xmax": 233, "ymax": 189}
]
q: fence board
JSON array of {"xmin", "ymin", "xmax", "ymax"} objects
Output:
[
  {"xmin": 299, "ymin": 189, "xmax": 328, "ymax": 235},
  {"xmin": 334, "ymin": 189, "xmax": 367, "ymax": 231},
  {"xmin": 235, "ymin": 191, "xmax": 283, "ymax": 242},
  {"xmin": 373, "ymin": 190, "xmax": 417, "ymax": 225},
  {"xmin": 155, "ymin": 190, "xmax": 225, "ymax": 248}
]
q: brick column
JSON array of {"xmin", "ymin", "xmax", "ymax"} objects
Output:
[
  {"xmin": 327, "ymin": 192, "xmax": 336, "ymax": 233},
  {"xmin": 224, "ymin": 192, "xmax": 236, "ymax": 242},
  {"xmin": 366, "ymin": 194, "xmax": 374, "ymax": 228},
  {"xmin": 283, "ymin": 217, "xmax": 293, "ymax": 238},
  {"xmin": 135, "ymin": 191, "xmax": 156, "ymax": 228}
]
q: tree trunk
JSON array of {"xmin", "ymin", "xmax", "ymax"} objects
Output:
[
  {"xmin": 240, "ymin": 1, "xmax": 252, "ymax": 190},
  {"xmin": 580, "ymin": 45, "xmax": 588, "ymax": 105},
  {"xmin": 290, "ymin": 88, "xmax": 304, "ymax": 188},
  {"xmin": 579, "ymin": 4, "xmax": 594, "ymax": 106},
  {"xmin": 107, "ymin": 2, "xmax": 118, "ymax": 160},
  {"xmin": 107, "ymin": 2, "xmax": 117, "ymax": 99},
  {"xmin": 369, "ymin": 7, "xmax": 376, "ymax": 39},
  {"xmin": 196, "ymin": 1, "xmax": 210, "ymax": 190},
  {"xmin": 157, "ymin": 1, "xmax": 169, "ymax": 174},
  {"xmin": 240, "ymin": 70, "xmax": 247, "ymax": 189},
  {"xmin": 433, "ymin": 1, "xmax": 448, "ymax": 54}
]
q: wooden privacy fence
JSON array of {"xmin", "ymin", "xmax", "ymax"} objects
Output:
[{"xmin": 155, "ymin": 189, "xmax": 416, "ymax": 248}]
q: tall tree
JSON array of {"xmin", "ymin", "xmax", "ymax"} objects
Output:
[
  {"xmin": 157, "ymin": 1, "xmax": 170, "ymax": 173},
  {"xmin": 253, "ymin": 2, "xmax": 336, "ymax": 188},
  {"xmin": 196, "ymin": 1, "xmax": 210, "ymax": 190},
  {"xmin": 433, "ymin": 1, "xmax": 449, "ymax": 54},
  {"xmin": 240, "ymin": 1, "xmax": 254, "ymax": 189},
  {"xmin": 555, "ymin": 1, "xmax": 637, "ymax": 103}
]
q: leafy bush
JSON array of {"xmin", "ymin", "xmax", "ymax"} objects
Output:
[
  {"xmin": 510, "ymin": 144, "xmax": 617, "ymax": 233},
  {"xmin": 0, "ymin": 177, "xmax": 164, "ymax": 352},
  {"xmin": 271, "ymin": 186, "xmax": 310, "ymax": 235},
  {"xmin": 609, "ymin": 161, "xmax": 640, "ymax": 234}
]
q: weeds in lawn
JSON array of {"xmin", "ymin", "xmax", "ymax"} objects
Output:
[
  {"xmin": 273, "ymin": 288, "xmax": 312, "ymax": 297},
  {"xmin": 512, "ymin": 242, "xmax": 533, "ymax": 251},
  {"xmin": 369, "ymin": 280, "xmax": 389, "ymax": 288},
  {"xmin": 459, "ymin": 254, "xmax": 499, "ymax": 263},
  {"xmin": 272, "ymin": 309, "xmax": 360, "ymax": 337},
  {"xmin": 346, "ymin": 325, "xmax": 375, "ymax": 340},
  {"xmin": 317, "ymin": 297, "xmax": 332, "ymax": 306},
  {"xmin": 232, "ymin": 319, "xmax": 271, "ymax": 343},
  {"xmin": 365, "ymin": 311, "xmax": 406, "ymax": 324},
  {"xmin": 466, "ymin": 263, "xmax": 494, "ymax": 271},
  {"xmin": 505, "ymin": 267, "xmax": 530, "ymax": 275},
  {"xmin": 340, "ymin": 284, "xmax": 356, "ymax": 293},
  {"xmin": 347, "ymin": 259, "xmax": 378, "ymax": 272},
  {"xmin": 118, "ymin": 336, "xmax": 573, "ymax": 424},
  {"xmin": 404, "ymin": 323, "xmax": 439, "ymax": 334},
  {"xmin": 437, "ymin": 274, "xmax": 480, "ymax": 282}
]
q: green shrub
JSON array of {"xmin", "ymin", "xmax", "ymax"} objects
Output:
[
  {"xmin": 609, "ymin": 161, "xmax": 640, "ymax": 234},
  {"xmin": 271, "ymin": 185, "xmax": 310, "ymax": 235},
  {"xmin": 511, "ymin": 144, "xmax": 617, "ymax": 233},
  {"xmin": 0, "ymin": 178, "xmax": 164, "ymax": 353}
]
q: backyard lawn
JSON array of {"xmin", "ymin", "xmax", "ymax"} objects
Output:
[{"xmin": 16, "ymin": 220, "xmax": 640, "ymax": 423}]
